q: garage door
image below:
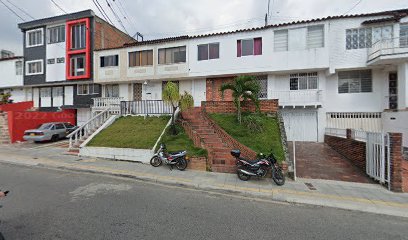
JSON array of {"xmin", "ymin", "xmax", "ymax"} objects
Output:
[{"xmin": 281, "ymin": 110, "xmax": 318, "ymax": 142}]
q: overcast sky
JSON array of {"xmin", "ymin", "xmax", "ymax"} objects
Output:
[{"xmin": 1, "ymin": 0, "xmax": 407, "ymax": 55}]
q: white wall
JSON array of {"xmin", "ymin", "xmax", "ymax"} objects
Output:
[
  {"xmin": 383, "ymin": 111, "xmax": 408, "ymax": 147},
  {"xmin": 0, "ymin": 58, "xmax": 23, "ymax": 88},
  {"xmin": 398, "ymin": 62, "xmax": 408, "ymax": 109},
  {"xmin": 324, "ymin": 69, "xmax": 386, "ymax": 112},
  {"xmin": 46, "ymin": 41, "xmax": 66, "ymax": 82},
  {"xmin": 188, "ymin": 24, "xmax": 329, "ymax": 77},
  {"xmin": 64, "ymin": 86, "xmax": 74, "ymax": 105}
]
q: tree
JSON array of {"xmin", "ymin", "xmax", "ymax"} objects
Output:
[
  {"xmin": 0, "ymin": 92, "xmax": 11, "ymax": 105},
  {"xmin": 220, "ymin": 76, "xmax": 260, "ymax": 124},
  {"xmin": 162, "ymin": 82, "xmax": 194, "ymax": 134}
]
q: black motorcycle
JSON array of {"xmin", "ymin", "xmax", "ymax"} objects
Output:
[
  {"xmin": 231, "ymin": 150, "xmax": 285, "ymax": 186},
  {"xmin": 150, "ymin": 143, "xmax": 188, "ymax": 170}
]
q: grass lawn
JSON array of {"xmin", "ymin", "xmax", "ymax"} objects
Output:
[
  {"xmin": 88, "ymin": 116, "xmax": 170, "ymax": 149},
  {"xmin": 209, "ymin": 113, "xmax": 285, "ymax": 162},
  {"xmin": 158, "ymin": 124, "xmax": 208, "ymax": 157}
]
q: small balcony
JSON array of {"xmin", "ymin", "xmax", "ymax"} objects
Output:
[
  {"xmin": 270, "ymin": 90, "xmax": 322, "ymax": 108},
  {"xmin": 92, "ymin": 97, "xmax": 124, "ymax": 114},
  {"xmin": 367, "ymin": 37, "xmax": 408, "ymax": 65}
]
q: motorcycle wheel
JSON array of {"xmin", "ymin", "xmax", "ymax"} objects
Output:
[
  {"xmin": 175, "ymin": 158, "xmax": 187, "ymax": 171},
  {"xmin": 272, "ymin": 167, "xmax": 285, "ymax": 186},
  {"xmin": 237, "ymin": 169, "xmax": 251, "ymax": 181},
  {"xmin": 150, "ymin": 156, "xmax": 162, "ymax": 167}
]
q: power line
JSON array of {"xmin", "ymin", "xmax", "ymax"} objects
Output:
[
  {"xmin": 93, "ymin": 0, "xmax": 115, "ymax": 26},
  {"xmin": 113, "ymin": 0, "xmax": 138, "ymax": 33},
  {"xmin": 105, "ymin": 0, "xmax": 129, "ymax": 35},
  {"xmin": 0, "ymin": 0, "xmax": 25, "ymax": 21},
  {"xmin": 343, "ymin": 0, "xmax": 362, "ymax": 15},
  {"xmin": 5, "ymin": 0, "xmax": 34, "ymax": 20},
  {"xmin": 50, "ymin": 0, "xmax": 68, "ymax": 14}
]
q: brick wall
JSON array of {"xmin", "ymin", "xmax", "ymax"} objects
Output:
[
  {"xmin": 94, "ymin": 19, "xmax": 136, "ymax": 50},
  {"xmin": 324, "ymin": 130, "xmax": 366, "ymax": 171},
  {"xmin": 203, "ymin": 100, "xmax": 279, "ymax": 114},
  {"xmin": 206, "ymin": 77, "xmax": 234, "ymax": 101},
  {"xmin": 389, "ymin": 133, "xmax": 408, "ymax": 192}
]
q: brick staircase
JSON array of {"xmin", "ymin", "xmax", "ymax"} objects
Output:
[
  {"xmin": 182, "ymin": 108, "xmax": 244, "ymax": 173},
  {"xmin": 0, "ymin": 112, "xmax": 11, "ymax": 144}
]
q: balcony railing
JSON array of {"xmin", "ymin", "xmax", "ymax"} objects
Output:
[
  {"xmin": 92, "ymin": 97, "xmax": 123, "ymax": 114},
  {"xmin": 368, "ymin": 36, "xmax": 408, "ymax": 62},
  {"xmin": 120, "ymin": 100, "xmax": 173, "ymax": 115},
  {"xmin": 270, "ymin": 90, "xmax": 322, "ymax": 107}
]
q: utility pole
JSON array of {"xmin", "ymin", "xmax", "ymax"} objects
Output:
[{"xmin": 265, "ymin": 0, "xmax": 271, "ymax": 26}]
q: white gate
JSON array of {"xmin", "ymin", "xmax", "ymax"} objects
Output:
[
  {"xmin": 281, "ymin": 110, "xmax": 318, "ymax": 142},
  {"xmin": 366, "ymin": 132, "xmax": 390, "ymax": 189}
]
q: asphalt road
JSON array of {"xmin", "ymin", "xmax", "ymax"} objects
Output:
[{"xmin": 0, "ymin": 163, "xmax": 407, "ymax": 240}]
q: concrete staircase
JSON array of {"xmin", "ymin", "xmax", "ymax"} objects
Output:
[
  {"xmin": 0, "ymin": 112, "xmax": 11, "ymax": 144},
  {"xmin": 182, "ymin": 108, "xmax": 237, "ymax": 173}
]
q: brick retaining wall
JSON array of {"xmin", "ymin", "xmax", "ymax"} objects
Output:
[
  {"xmin": 202, "ymin": 100, "xmax": 279, "ymax": 114},
  {"xmin": 324, "ymin": 133, "xmax": 366, "ymax": 171}
]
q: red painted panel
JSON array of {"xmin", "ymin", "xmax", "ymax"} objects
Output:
[
  {"xmin": 7, "ymin": 109, "xmax": 76, "ymax": 143},
  {"xmin": 66, "ymin": 18, "xmax": 91, "ymax": 80},
  {"xmin": 0, "ymin": 101, "xmax": 33, "ymax": 112}
]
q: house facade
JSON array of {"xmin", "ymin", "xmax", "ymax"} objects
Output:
[
  {"xmin": 92, "ymin": 9, "xmax": 408, "ymax": 145},
  {"xmin": 0, "ymin": 55, "xmax": 32, "ymax": 103},
  {"xmin": 17, "ymin": 10, "xmax": 135, "ymax": 125}
]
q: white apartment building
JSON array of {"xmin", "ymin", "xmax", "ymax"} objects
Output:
[
  {"xmin": 93, "ymin": 9, "xmax": 408, "ymax": 146},
  {"xmin": 0, "ymin": 56, "xmax": 32, "ymax": 103}
]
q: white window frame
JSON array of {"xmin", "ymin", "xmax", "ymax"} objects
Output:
[
  {"xmin": 47, "ymin": 25, "xmax": 65, "ymax": 44},
  {"xmin": 197, "ymin": 42, "xmax": 220, "ymax": 61},
  {"xmin": 25, "ymin": 60, "xmax": 44, "ymax": 76},
  {"xmin": 70, "ymin": 55, "xmax": 85, "ymax": 77},
  {"xmin": 26, "ymin": 28, "xmax": 44, "ymax": 48},
  {"xmin": 15, "ymin": 60, "xmax": 23, "ymax": 75},
  {"xmin": 289, "ymin": 72, "xmax": 319, "ymax": 90}
]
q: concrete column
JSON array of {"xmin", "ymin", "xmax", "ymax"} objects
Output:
[{"xmin": 397, "ymin": 63, "xmax": 408, "ymax": 110}]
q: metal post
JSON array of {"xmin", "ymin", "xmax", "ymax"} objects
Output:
[{"xmin": 293, "ymin": 140, "xmax": 297, "ymax": 181}]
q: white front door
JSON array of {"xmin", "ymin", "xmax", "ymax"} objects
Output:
[
  {"xmin": 193, "ymin": 79, "xmax": 206, "ymax": 107},
  {"xmin": 281, "ymin": 109, "xmax": 318, "ymax": 142}
]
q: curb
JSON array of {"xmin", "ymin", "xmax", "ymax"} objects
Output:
[{"xmin": 1, "ymin": 159, "xmax": 408, "ymax": 218}]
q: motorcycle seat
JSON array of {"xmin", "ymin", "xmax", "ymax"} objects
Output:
[{"xmin": 169, "ymin": 151, "xmax": 186, "ymax": 156}]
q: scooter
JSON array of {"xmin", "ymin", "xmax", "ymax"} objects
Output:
[
  {"xmin": 231, "ymin": 149, "xmax": 285, "ymax": 186},
  {"xmin": 150, "ymin": 143, "xmax": 188, "ymax": 171}
]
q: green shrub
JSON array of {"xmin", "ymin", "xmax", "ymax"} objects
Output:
[{"xmin": 242, "ymin": 114, "xmax": 264, "ymax": 133}]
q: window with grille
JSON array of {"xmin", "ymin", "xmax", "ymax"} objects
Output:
[
  {"xmin": 346, "ymin": 28, "xmax": 372, "ymax": 49},
  {"xmin": 26, "ymin": 60, "xmax": 43, "ymax": 75},
  {"xmin": 338, "ymin": 70, "xmax": 372, "ymax": 93},
  {"xmin": 100, "ymin": 55, "xmax": 119, "ymax": 67},
  {"xmin": 15, "ymin": 61, "xmax": 23, "ymax": 75},
  {"xmin": 400, "ymin": 24, "xmax": 408, "ymax": 48},
  {"xmin": 40, "ymin": 88, "xmax": 51, "ymax": 98},
  {"xmin": 289, "ymin": 72, "xmax": 318, "ymax": 90},
  {"xmin": 255, "ymin": 76, "xmax": 268, "ymax": 99},
  {"xmin": 52, "ymin": 87, "xmax": 64, "ymax": 97},
  {"xmin": 78, "ymin": 84, "xmax": 100, "ymax": 95},
  {"xmin": 129, "ymin": 50, "xmax": 153, "ymax": 67}
]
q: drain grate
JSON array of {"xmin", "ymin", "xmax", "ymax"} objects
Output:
[{"xmin": 304, "ymin": 182, "xmax": 317, "ymax": 191}]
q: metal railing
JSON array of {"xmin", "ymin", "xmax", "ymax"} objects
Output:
[
  {"xmin": 368, "ymin": 36, "xmax": 408, "ymax": 61},
  {"xmin": 325, "ymin": 128, "xmax": 347, "ymax": 138},
  {"xmin": 120, "ymin": 100, "xmax": 173, "ymax": 115},
  {"xmin": 92, "ymin": 97, "xmax": 124, "ymax": 114},
  {"xmin": 67, "ymin": 108, "xmax": 111, "ymax": 149},
  {"xmin": 351, "ymin": 129, "xmax": 368, "ymax": 142},
  {"xmin": 270, "ymin": 90, "xmax": 322, "ymax": 106}
]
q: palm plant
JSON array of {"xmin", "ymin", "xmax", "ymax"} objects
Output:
[
  {"xmin": 162, "ymin": 82, "xmax": 194, "ymax": 134},
  {"xmin": 220, "ymin": 76, "xmax": 260, "ymax": 124}
]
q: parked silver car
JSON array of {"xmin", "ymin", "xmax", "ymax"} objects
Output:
[{"xmin": 23, "ymin": 122, "xmax": 78, "ymax": 142}]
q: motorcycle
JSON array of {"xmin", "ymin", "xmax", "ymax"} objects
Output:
[
  {"xmin": 231, "ymin": 149, "xmax": 285, "ymax": 186},
  {"xmin": 150, "ymin": 143, "xmax": 188, "ymax": 171}
]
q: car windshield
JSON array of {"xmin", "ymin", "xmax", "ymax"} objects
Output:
[{"xmin": 38, "ymin": 123, "xmax": 53, "ymax": 130}]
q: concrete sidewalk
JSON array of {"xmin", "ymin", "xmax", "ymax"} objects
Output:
[{"xmin": 0, "ymin": 145, "xmax": 407, "ymax": 218}]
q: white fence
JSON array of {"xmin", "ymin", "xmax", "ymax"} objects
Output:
[
  {"xmin": 366, "ymin": 132, "xmax": 390, "ymax": 188},
  {"xmin": 326, "ymin": 112, "xmax": 382, "ymax": 133},
  {"xmin": 92, "ymin": 97, "xmax": 124, "ymax": 114}
]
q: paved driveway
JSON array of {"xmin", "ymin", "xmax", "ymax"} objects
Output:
[{"xmin": 289, "ymin": 142, "xmax": 373, "ymax": 183}]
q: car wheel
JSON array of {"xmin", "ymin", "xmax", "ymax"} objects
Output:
[{"xmin": 51, "ymin": 135, "xmax": 59, "ymax": 142}]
